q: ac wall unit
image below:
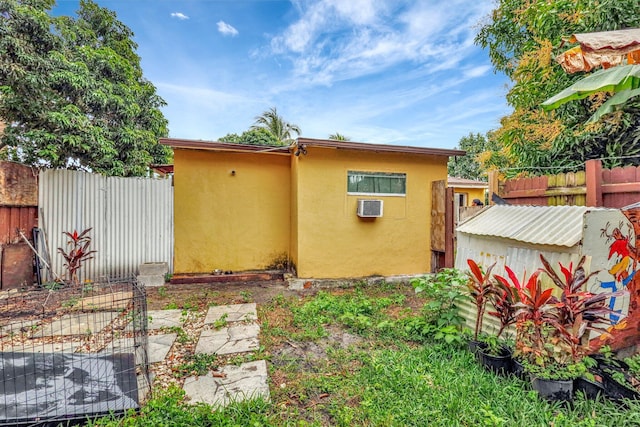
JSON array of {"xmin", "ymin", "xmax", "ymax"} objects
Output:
[{"xmin": 357, "ymin": 199, "xmax": 383, "ymax": 218}]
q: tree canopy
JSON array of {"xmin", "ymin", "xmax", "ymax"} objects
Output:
[
  {"xmin": 329, "ymin": 132, "xmax": 350, "ymax": 141},
  {"xmin": 251, "ymin": 107, "xmax": 301, "ymax": 144},
  {"xmin": 219, "ymin": 128, "xmax": 282, "ymax": 146},
  {"xmin": 447, "ymin": 133, "xmax": 509, "ymax": 181},
  {"xmin": 0, "ymin": 0, "xmax": 171, "ymax": 176},
  {"xmin": 475, "ymin": 0, "xmax": 640, "ymax": 176}
]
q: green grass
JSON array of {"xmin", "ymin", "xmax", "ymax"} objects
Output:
[{"xmin": 92, "ymin": 282, "xmax": 640, "ymax": 426}]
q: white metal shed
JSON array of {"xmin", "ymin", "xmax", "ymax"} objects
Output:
[{"xmin": 455, "ymin": 205, "xmax": 634, "ymax": 336}]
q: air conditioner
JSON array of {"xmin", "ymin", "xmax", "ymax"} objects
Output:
[{"xmin": 357, "ymin": 199, "xmax": 383, "ymax": 218}]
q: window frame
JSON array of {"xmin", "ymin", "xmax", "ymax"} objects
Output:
[{"xmin": 346, "ymin": 170, "xmax": 407, "ymax": 197}]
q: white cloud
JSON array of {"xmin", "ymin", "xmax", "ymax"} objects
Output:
[
  {"xmin": 217, "ymin": 21, "xmax": 239, "ymax": 37},
  {"xmin": 170, "ymin": 12, "xmax": 189, "ymax": 20},
  {"xmin": 268, "ymin": 0, "xmax": 494, "ymax": 88},
  {"xmin": 463, "ymin": 65, "xmax": 492, "ymax": 79}
]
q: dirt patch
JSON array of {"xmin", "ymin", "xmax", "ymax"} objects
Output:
[
  {"xmin": 270, "ymin": 326, "xmax": 364, "ymax": 373},
  {"xmin": 145, "ymin": 280, "xmax": 307, "ymax": 310}
]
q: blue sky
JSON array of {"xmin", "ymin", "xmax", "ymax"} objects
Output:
[{"xmin": 54, "ymin": 0, "xmax": 512, "ymax": 150}]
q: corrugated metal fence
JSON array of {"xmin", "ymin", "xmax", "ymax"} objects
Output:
[{"xmin": 39, "ymin": 170, "xmax": 173, "ymax": 282}]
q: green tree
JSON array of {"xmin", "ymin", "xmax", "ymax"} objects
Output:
[
  {"xmin": 0, "ymin": 0, "xmax": 171, "ymax": 176},
  {"xmin": 449, "ymin": 133, "xmax": 486, "ymax": 181},
  {"xmin": 329, "ymin": 132, "xmax": 350, "ymax": 141},
  {"xmin": 219, "ymin": 128, "xmax": 281, "ymax": 146},
  {"xmin": 476, "ymin": 0, "xmax": 640, "ymax": 175},
  {"xmin": 251, "ymin": 107, "xmax": 301, "ymax": 144}
]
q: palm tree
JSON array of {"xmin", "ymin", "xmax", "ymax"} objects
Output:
[
  {"xmin": 251, "ymin": 107, "xmax": 301, "ymax": 145},
  {"xmin": 328, "ymin": 132, "xmax": 350, "ymax": 141}
]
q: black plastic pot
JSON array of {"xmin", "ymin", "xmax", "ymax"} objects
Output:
[
  {"xmin": 574, "ymin": 376, "xmax": 605, "ymax": 400},
  {"xmin": 600, "ymin": 369, "xmax": 640, "ymax": 401},
  {"xmin": 468, "ymin": 340, "xmax": 483, "ymax": 355},
  {"xmin": 511, "ymin": 358, "xmax": 526, "ymax": 380},
  {"xmin": 531, "ymin": 377, "xmax": 574, "ymax": 401},
  {"xmin": 479, "ymin": 347, "xmax": 512, "ymax": 375}
]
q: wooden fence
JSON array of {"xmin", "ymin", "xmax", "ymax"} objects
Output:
[
  {"xmin": 0, "ymin": 161, "xmax": 38, "ymax": 289},
  {"xmin": 489, "ymin": 159, "xmax": 640, "ymax": 208}
]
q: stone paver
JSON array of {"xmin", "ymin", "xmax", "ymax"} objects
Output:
[
  {"xmin": 104, "ymin": 333, "xmax": 176, "ymax": 364},
  {"xmin": 195, "ymin": 323, "xmax": 260, "ymax": 355},
  {"xmin": 204, "ymin": 303, "xmax": 257, "ymax": 324},
  {"xmin": 2, "ymin": 341, "xmax": 77, "ymax": 353},
  {"xmin": 34, "ymin": 312, "xmax": 118, "ymax": 337},
  {"xmin": 73, "ymin": 291, "xmax": 133, "ymax": 311},
  {"xmin": 148, "ymin": 309, "xmax": 184, "ymax": 330},
  {"xmin": 183, "ymin": 360, "xmax": 270, "ymax": 407},
  {"xmin": 0, "ymin": 319, "xmax": 39, "ymax": 338},
  {"xmin": 147, "ymin": 333, "xmax": 177, "ymax": 363}
]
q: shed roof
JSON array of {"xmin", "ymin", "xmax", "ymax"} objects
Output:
[{"xmin": 456, "ymin": 205, "xmax": 606, "ymax": 247}]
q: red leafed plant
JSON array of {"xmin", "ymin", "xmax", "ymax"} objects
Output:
[
  {"xmin": 57, "ymin": 228, "xmax": 97, "ymax": 285},
  {"xmin": 466, "ymin": 259, "xmax": 496, "ymax": 341},
  {"xmin": 539, "ymin": 254, "xmax": 618, "ymax": 361},
  {"xmin": 511, "ymin": 263, "xmax": 560, "ymax": 366},
  {"xmin": 491, "ymin": 266, "xmax": 539, "ymax": 339}
]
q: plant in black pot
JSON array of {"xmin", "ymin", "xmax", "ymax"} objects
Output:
[
  {"xmin": 492, "ymin": 265, "xmax": 539, "ymax": 378},
  {"xmin": 518, "ymin": 255, "xmax": 617, "ymax": 401},
  {"xmin": 474, "ymin": 266, "xmax": 524, "ymax": 375},
  {"xmin": 465, "ymin": 259, "xmax": 496, "ymax": 355},
  {"xmin": 596, "ymin": 346, "xmax": 640, "ymax": 400},
  {"xmin": 539, "ymin": 255, "xmax": 623, "ymax": 400}
]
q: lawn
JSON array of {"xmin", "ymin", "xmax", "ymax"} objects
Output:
[{"xmin": 92, "ymin": 279, "xmax": 640, "ymax": 426}]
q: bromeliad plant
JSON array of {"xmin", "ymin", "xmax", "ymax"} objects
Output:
[{"xmin": 57, "ymin": 227, "xmax": 97, "ymax": 285}]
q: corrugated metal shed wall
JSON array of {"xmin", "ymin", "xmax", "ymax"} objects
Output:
[
  {"xmin": 455, "ymin": 205, "xmax": 589, "ymax": 337},
  {"xmin": 39, "ymin": 170, "xmax": 173, "ymax": 282}
]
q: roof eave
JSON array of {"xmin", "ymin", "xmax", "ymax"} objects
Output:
[{"xmin": 296, "ymin": 137, "xmax": 465, "ymax": 157}]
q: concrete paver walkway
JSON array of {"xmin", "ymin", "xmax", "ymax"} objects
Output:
[
  {"xmin": 183, "ymin": 360, "xmax": 270, "ymax": 407},
  {"xmin": 147, "ymin": 309, "xmax": 184, "ymax": 330},
  {"xmin": 195, "ymin": 323, "xmax": 261, "ymax": 355},
  {"xmin": 203, "ymin": 303, "xmax": 257, "ymax": 323},
  {"xmin": 185, "ymin": 303, "xmax": 269, "ymax": 405}
]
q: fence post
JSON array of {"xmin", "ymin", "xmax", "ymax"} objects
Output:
[
  {"xmin": 488, "ymin": 170, "xmax": 499, "ymax": 205},
  {"xmin": 586, "ymin": 159, "xmax": 603, "ymax": 207}
]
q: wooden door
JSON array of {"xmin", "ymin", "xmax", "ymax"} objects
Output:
[{"xmin": 430, "ymin": 180, "xmax": 454, "ymax": 272}]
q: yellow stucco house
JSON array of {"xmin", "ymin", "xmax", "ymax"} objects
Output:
[
  {"xmin": 448, "ymin": 176, "xmax": 488, "ymax": 208},
  {"xmin": 160, "ymin": 137, "xmax": 463, "ymax": 279}
]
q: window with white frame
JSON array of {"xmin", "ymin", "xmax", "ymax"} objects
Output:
[{"xmin": 347, "ymin": 171, "xmax": 406, "ymax": 195}]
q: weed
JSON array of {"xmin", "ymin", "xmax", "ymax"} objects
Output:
[
  {"xmin": 174, "ymin": 353, "xmax": 219, "ymax": 377},
  {"xmin": 164, "ymin": 301, "xmax": 178, "ymax": 310},
  {"xmin": 82, "ymin": 281, "xmax": 94, "ymax": 293},
  {"xmin": 158, "ymin": 286, "xmax": 167, "ymax": 298},
  {"xmin": 62, "ymin": 296, "xmax": 79, "ymax": 308},
  {"xmin": 163, "ymin": 326, "xmax": 190, "ymax": 344},
  {"xmin": 240, "ymin": 290, "xmax": 253, "ymax": 302},
  {"xmin": 213, "ymin": 313, "xmax": 228, "ymax": 329},
  {"xmin": 43, "ymin": 281, "xmax": 63, "ymax": 291}
]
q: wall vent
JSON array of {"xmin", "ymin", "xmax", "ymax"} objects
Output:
[{"xmin": 357, "ymin": 199, "xmax": 383, "ymax": 218}]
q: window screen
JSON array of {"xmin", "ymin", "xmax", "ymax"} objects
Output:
[{"xmin": 347, "ymin": 171, "xmax": 406, "ymax": 195}]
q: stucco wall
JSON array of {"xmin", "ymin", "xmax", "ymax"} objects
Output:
[
  {"xmin": 454, "ymin": 187, "xmax": 486, "ymax": 206},
  {"xmin": 173, "ymin": 149, "xmax": 291, "ymax": 273},
  {"xmin": 293, "ymin": 146, "xmax": 448, "ymax": 278}
]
